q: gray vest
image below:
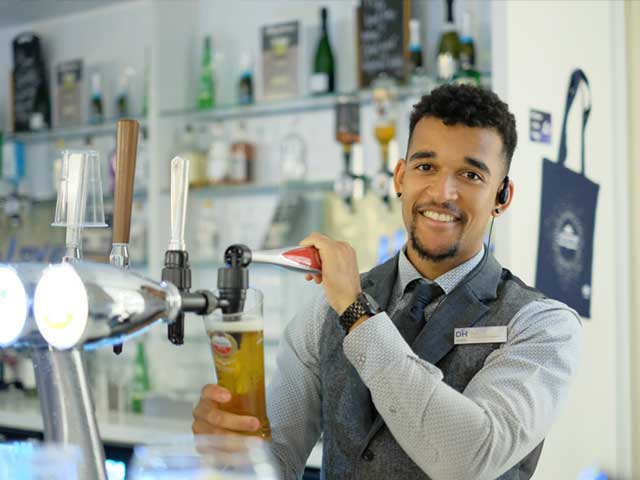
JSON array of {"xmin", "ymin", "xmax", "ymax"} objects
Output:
[{"xmin": 319, "ymin": 252, "xmax": 545, "ymax": 480}]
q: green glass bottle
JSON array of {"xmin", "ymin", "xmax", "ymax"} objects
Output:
[
  {"xmin": 310, "ymin": 7, "xmax": 335, "ymax": 95},
  {"xmin": 198, "ymin": 36, "xmax": 215, "ymax": 110},
  {"xmin": 437, "ymin": 0, "xmax": 461, "ymax": 82},
  {"xmin": 131, "ymin": 341, "xmax": 151, "ymax": 414}
]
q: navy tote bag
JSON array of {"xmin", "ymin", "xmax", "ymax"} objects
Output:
[{"xmin": 535, "ymin": 69, "xmax": 599, "ymax": 318}]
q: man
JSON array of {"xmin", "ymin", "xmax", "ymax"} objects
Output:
[{"xmin": 192, "ymin": 84, "xmax": 583, "ymax": 480}]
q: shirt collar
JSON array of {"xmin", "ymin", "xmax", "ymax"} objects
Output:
[{"xmin": 397, "ymin": 245, "xmax": 486, "ymax": 295}]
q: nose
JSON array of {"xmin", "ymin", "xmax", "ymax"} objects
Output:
[{"xmin": 427, "ymin": 173, "xmax": 458, "ymax": 203}]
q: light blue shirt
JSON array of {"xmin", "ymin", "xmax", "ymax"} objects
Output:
[{"xmin": 267, "ymin": 247, "xmax": 583, "ymax": 480}]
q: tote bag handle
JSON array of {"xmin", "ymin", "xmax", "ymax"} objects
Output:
[{"xmin": 557, "ymin": 68, "xmax": 591, "ymax": 175}]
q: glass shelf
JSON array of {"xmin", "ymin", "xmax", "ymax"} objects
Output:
[
  {"xmin": 29, "ymin": 189, "xmax": 148, "ymax": 206},
  {"xmin": 160, "ymin": 83, "xmax": 437, "ymax": 122},
  {"xmin": 3, "ymin": 115, "xmax": 147, "ymax": 145},
  {"xmin": 175, "ymin": 179, "xmax": 334, "ymax": 198}
]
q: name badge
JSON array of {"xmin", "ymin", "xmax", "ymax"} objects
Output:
[{"xmin": 454, "ymin": 326, "xmax": 508, "ymax": 345}]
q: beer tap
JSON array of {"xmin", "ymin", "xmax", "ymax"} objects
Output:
[{"xmin": 109, "ymin": 119, "xmax": 139, "ymax": 354}]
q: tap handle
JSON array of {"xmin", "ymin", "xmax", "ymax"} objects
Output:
[
  {"xmin": 168, "ymin": 156, "xmax": 189, "ymax": 251},
  {"xmin": 113, "ymin": 119, "xmax": 139, "ymax": 245}
]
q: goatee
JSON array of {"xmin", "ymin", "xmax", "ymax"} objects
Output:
[{"xmin": 409, "ymin": 217, "xmax": 459, "ymax": 262}]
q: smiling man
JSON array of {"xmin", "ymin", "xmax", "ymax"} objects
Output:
[{"xmin": 192, "ymin": 85, "xmax": 583, "ymax": 480}]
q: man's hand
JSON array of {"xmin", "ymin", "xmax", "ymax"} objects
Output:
[
  {"xmin": 192, "ymin": 384, "xmax": 261, "ymax": 435},
  {"xmin": 299, "ymin": 232, "xmax": 361, "ymax": 315}
]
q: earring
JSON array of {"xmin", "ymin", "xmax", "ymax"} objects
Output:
[
  {"xmin": 494, "ymin": 208, "xmax": 500, "ymax": 215},
  {"xmin": 396, "ymin": 192, "xmax": 402, "ymax": 198}
]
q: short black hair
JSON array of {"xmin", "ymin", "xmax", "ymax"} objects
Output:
[{"xmin": 408, "ymin": 84, "xmax": 517, "ymax": 173}]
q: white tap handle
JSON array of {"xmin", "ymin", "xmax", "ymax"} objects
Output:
[{"xmin": 168, "ymin": 156, "xmax": 189, "ymax": 251}]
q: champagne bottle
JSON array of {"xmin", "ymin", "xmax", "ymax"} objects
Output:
[
  {"xmin": 437, "ymin": 0, "xmax": 461, "ymax": 81},
  {"xmin": 310, "ymin": 7, "xmax": 335, "ymax": 94},
  {"xmin": 409, "ymin": 19, "xmax": 423, "ymax": 74},
  {"xmin": 454, "ymin": 10, "xmax": 481, "ymax": 86},
  {"xmin": 198, "ymin": 36, "xmax": 215, "ymax": 110}
]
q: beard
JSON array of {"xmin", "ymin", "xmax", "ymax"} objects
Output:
[{"xmin": 409, "ymin": 207, "xmax": 465, "ymax": 262}]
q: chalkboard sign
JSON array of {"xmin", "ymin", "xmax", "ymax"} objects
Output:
[
  {"xmin": 12, "ymin": 33, "xmax": 51, "ymax": 132},
  {"xmin": 358, "ymin": 0, "xmax": 409, "ymax": 88}
]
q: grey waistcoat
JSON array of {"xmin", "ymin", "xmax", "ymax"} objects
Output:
[{"xmin": 319, "ymin": 252, "xmax": 545, "ymax": 480}]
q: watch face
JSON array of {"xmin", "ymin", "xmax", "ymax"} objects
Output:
[{"xmin": 359, "ymin": 292, "xmax": 380, "ymax": 315}]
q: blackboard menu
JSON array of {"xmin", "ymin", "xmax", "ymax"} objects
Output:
[
  {"xmin": 358, "ymin": 0, "xmax": 409, "ymax": 87},
  {"xmin": 12, "ymin": 33, "xmax": 51, "ymax": 132}
]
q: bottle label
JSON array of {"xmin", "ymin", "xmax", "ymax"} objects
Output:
[
  {"xmin": 437, "ymin": 53, "xmax": 458, "ymax": 80},
  {"xmin": 230, "ymin": 148, "xmax": 248, "ymax": 182},
  {"xmin": 310, "ymin": 73, "xmax": 329, "ymax": 93}
]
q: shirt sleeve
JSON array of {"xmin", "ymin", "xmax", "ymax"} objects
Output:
[
  {"xmin": 342, "ymin": 298, "xmax": 584, "ymax": 480},
  {"xmin": 266, "ymin": 289, "xmax": 326, "ymax": 479}
]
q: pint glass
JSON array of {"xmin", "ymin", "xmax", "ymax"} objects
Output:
[{"xmin": 203, "ymin": 288, "xmax": 271, "ymax": 439}]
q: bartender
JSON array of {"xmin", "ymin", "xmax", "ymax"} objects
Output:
[{"xmin": 192, "ymin": 84, "xmax": 583, "ymax": 480}]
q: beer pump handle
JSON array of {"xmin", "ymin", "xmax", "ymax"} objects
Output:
[
  {"xmin": 168, "ymin": 156, "xmax": 189, "ymax": 252},
  {"xmin": 109, "ymin": 119, "xmax": 139, "ymax": 268},
  {"xmin": 162, "ymin": 157, "xmax": 191, "ymax": 345}
]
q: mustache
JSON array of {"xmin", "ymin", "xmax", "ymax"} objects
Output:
[{"xmin": 412, "ymin": 201, "xmax": 466, "ymax": 221}]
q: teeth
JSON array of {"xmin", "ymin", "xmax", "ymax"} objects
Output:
[{"xmin": 422, "ymin": 210, "xmax": 456, "ymax": 222}]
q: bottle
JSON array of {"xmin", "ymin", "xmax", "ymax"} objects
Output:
[
  {"xmin": 115, "ymin": 70, "xmax": 131, "ymax": 118},
  {"xmin": 237, "ymin": 52, "xmax": 254, "ymax": 105},
  {"xmin": 131, "ymin": 341, "xmax": 151, "ymax": 413},
  {"xmin": 206, "ymin": 122, "xmax": 229, "ymax": 184},
  {"xmin": 454, "ymin": 10, "xmax": 481, "ymax": 86},
  {"xmin": 198, "ymin": 36, "xmax": 215, "ymax": 110},
  {"xmin": 437, "ymin": 0, "xmax": 461, "ymax": 81},
  {"xmin": 229, "ymin": 121, "xmax": 255, "ymax": 184},
  {"xmin": 408, "ymin": 19, "xmax": 423, "ymax": 74},
  {"xmin": 89, "ymin": 73, "xmax": 104, "ymax": 124},
  {"xmin": 310, "ymin": 7, "xmax": 335, "ymax": 95}
]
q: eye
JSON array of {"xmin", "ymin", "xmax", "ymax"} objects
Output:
[
  {"xmin": 463, "ymin": 171, "xmax": 482, "ymax": 181},
  {"xmin": 416, "ymin": 163, "xmax": 433, "ymax": 172}
]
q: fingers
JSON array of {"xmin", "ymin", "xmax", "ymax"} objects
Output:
[
  {"xmin": 201, "ymin": 384, "xmax": 231, "ymax": 403},
  {"xmin": 192, "ymin": 398, "xmax": 260, "ymax": 433}
]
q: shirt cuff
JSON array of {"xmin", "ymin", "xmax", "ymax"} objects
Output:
[{"xmin": 342, "ymin": 312, "xmax": 442, "ymax": 385}]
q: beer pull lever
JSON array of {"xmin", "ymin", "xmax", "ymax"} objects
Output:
[{"xmin": 109, "ymin": 119, "xmax": 139, "ymax": 354}]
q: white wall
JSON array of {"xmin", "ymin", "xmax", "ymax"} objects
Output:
[
  {"xmin": 493, "ymin": 1, "xmax": 631, "ymax": 478},
  {"xmin": 626, "ymin": 1, "xmax": 640, "ymax": 475}
]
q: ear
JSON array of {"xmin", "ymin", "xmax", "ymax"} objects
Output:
[
  {"xmin": 393, "ymin": 159, "xmax": 407, "ymax": 197},
  {"xmin": 492, "ymin": 179, "xmax": 515, "ymax": 217}
]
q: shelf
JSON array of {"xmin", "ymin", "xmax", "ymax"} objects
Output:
[
  {"xmin": 160, "ymin": 83, "xmax": 438, "ymax": 122},
  {"xmin": 3, "ymin": 115, "xmax": 147, "ymax": 145},
  {"xmin": 26, "ymin": 189, "xmax": 149, "ymax": 207},
  {"xmin": 179, "ymin": 179, "xmax": 334, "ymax": 199}
]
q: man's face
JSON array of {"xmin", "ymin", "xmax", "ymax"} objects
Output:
[{"xmin": 394, "ymin": 116, "xmax": 511, "ymax": 266}]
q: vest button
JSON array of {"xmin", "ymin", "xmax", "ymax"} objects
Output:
[{"xmin": 362, "ymin": 449, "xmax": 375, "ymax": 461}]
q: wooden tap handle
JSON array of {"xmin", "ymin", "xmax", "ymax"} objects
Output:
[{"xmin": 113, "ymin": 119, "xmax": 139, "ymax": 244}]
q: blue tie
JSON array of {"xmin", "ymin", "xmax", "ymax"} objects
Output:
[{"xmin": 396, "ymin": 280, "xmax": 444, "ymax": 344}]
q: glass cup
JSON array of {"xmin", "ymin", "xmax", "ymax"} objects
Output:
[
  {"xmin": 52, "ymin": 149, "xmax": 106, "ymax": 228},
  {"xmin": 203, "ymin": 288, "xmax": 271, "ymax": 439},
  {"xmin": 129, "ymin": 434, "xmax": 278, "ymax": 479},
  {"xmin": 0, "ymin": 442, "xmax": 81, "ymax": 480}
]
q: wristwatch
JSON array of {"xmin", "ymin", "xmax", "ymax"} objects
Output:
[{"xmin": 338, "ymin": 292, "xmax": 381, "ymax": 333}]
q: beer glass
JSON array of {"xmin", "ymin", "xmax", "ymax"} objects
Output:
[
  {"xmin": 129, "ymin": 434, "xmax": 278, "ymax": 479},
  {"xmin": 203, "ymin": 288, "xmax": 271, "ymax": 439}
]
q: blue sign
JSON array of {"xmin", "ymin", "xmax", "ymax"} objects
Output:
[{"xmin": 529, "ymin": 109, "xmax": 552, "ymax": 144}]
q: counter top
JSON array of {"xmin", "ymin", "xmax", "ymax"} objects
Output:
[{"xmin": 0, "ymin": 391, "xmax": 322, "ymax": 469}]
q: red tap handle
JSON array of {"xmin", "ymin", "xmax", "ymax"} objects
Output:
[{"xmin": 283, "ymin": 247, "xmax": 322, "ymax": 271}]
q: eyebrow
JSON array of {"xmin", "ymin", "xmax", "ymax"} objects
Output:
[
  {"xmin": 464, "ymin": 157, "xmax": 492, "ymax": 176},
  {"xmin": 408, "ymin": 150, "xmax": 436, "ymax": 162},
  {"xmin": 408, "ymin": 150, "xmax": 493, "ymax": 177}
]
